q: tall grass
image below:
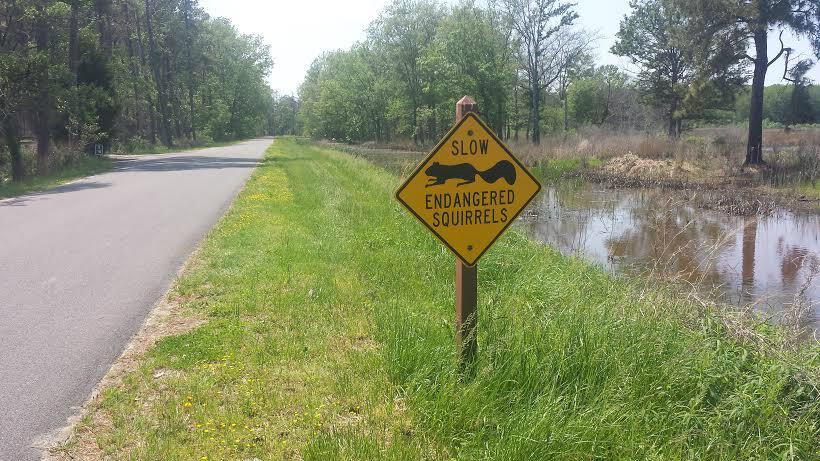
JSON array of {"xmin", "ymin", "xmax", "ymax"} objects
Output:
[
  {"xmin": 766, "ymin": 144, "xmax": 820, "ymax": 189},
  {"xmin": 302, "ymin": 137, "xmax": 820, "ymax": 458},
  {"xmin": 333, "ymin": 126, "xmax": 820, "ymax": 191}
]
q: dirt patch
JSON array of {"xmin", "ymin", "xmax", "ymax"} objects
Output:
[
  {"xmin": 43, "ymin": 288, "xmax": 206, "ymax": 460},
  {"xmin": 601, "ymin": 153, "xmax": 704, "ymax": 180},
  {"xmin": 582, "ymin": 154, "xmax": 732, "ymax": 191}
]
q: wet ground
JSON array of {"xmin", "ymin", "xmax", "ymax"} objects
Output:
[{"xmin": 523, "ymin": 182, "xmax": 820, "ymax": 333}]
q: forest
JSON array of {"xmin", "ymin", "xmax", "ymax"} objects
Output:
[
  {"xmin": 295, "ymin": 0, "xmax": 820, "ymax": 166},
  {"xmin": 0, "ymin": 0, "xmax": 274, "ymax": 182},
  {"xmin": 3, "ymin": 0, "xmax": 820, "ymax": 184}
]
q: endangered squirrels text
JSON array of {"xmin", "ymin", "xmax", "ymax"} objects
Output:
[{"xmin": 425, "ymin": 160, "xmax": 517, "ymax": 187}]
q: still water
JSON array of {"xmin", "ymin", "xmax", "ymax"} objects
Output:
[{"xmin": 523, "ymin": 184, "xmax": 820, "ymax": 332}]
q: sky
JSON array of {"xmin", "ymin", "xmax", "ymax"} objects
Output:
[{"xmin": 200, "ymin": 0, "xmax": 820, "ymax": 96}]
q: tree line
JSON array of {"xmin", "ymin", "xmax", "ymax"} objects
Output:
[
  {"xmin": 734, "ymin": 84, "xmax": 820, "ymax": 126},
  {"xmin": 1, "ymin": 0, "xmax": 274, "ymax": 181},
  {"xmin": 298, "ymin": 0, "xmax": 820, "ymax": 165}
]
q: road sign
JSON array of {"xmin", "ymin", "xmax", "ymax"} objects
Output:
[{"xmin": 396, "ymin": 112, "xmax": 541, "ymax": 266}]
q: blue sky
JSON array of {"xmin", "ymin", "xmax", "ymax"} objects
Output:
[{"xmin": 201, "ymin": 0, "xmax": 820, "ymax": 95}]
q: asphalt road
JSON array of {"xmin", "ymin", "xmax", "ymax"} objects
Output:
[{"xmin": 0, "ymin": 137, "xmax": 272, "ymax": 460}]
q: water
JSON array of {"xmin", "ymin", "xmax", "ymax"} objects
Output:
[{"xmin": 524, "ymin": 183, "xmax": 820, "ymax": 333}]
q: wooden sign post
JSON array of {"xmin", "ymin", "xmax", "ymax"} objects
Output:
[
  {"xmin": 395, "ymin": 96, "xmax": 541, "ymax": 372},
  {"xmin": 454, "ymin": 96, "xmax": 479, "ymax": 371}
]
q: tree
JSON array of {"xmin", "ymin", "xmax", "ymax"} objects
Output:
[
  {"xmin": 369, "ymin": 0, "xmax": 442, "ymax": 144},
  {"xmin": 144, "ymin": 0, "xmax": 173, "ymax": 147},
  {"xmin": 272, "ymin": 93, "xmax": 300, "ymax": 136},
  {"xmin": 782, "ymin": 52, "xmax": 815, "ymax": 125},
  {"xmin": 552, "ymin": 29, "xmax": 595, "ymax": 133},
  {"xmin": 431, "ymin": 1, "xmax": 516, "ymax": 135},
  {"xmin": 613, "ymin": 0, "xmax": 695, "ymax": 137},
  {"xmin": 1, "ymin": 0, "xmax": 275, "ymax": 184},
  {"xmin": 179, "ymin": 0, "xmax": 199, "ymax": 142},
  {"xmin": 0, "ymin": 0, "xmax": 29, "ymax": 181},
  {"xmin": 569, "ymin": 65, "xmax": 627, "ymax": 127},
  {"xmin": 296, "ymin": 0, "xmax": 614, "ymax": 146},
  {"xmin": 679, "ymin": 0, "xmax": 820, "ymax": 164},
  {"xmin": 500, "ymin": 0, "xmax": 577, "ymax": 144}
]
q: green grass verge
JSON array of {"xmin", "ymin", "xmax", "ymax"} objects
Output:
[
  {"xmin": 116, "ymin": 139, "xmax": 245, "ymax": 156},
  {"xmin": 63, "ymin": 138, "xmax": 819, "ymax": 460},
  {"xmin": 0, "ymin": 156, "xmax": 111, "ymax": 199},
  {"xmin": 795, "ymin": 181, "xmax": 820, "ymax": 200},
  {"xmin": 1, "ymin": 140, "xmax": 248, "ymax": 200},
  {"xmin": 532, "ymin": 157, "xmax": 602, "ymax": 182}
]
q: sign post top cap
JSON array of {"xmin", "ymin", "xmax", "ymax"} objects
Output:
[{"xmin": 457, "ymin": 96, "xmax": 477, "ymax": 106}]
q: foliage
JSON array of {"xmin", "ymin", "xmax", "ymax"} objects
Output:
[
  {"xmin": 298, "ymin": 0, "xmax": 576, "ymax": 146},
  {"xmin": 271, "ymin": 93, "xmax": 301, "ymax": 136},
  {"xmin": 296, "ymin": 0, "xmax": 818, "ymax": 168},
  {"xmin": 568, "ymin": 65, "xmax": 629, "ymax": 127},
  {"xmin": 0, "ymin": 155, "xmax": 111, "ymax": 199},
  {"xmin": 499, "ymin": 0, "xmax": 578, "ymax": 144},
  {"xmin": 735, "ymin": 84, "xmax": 820, "ymax": 125},
  {"xmin": 0, "ymin": 0, "xmax": 274, "ymax": 182},
  {"xmin": 612, "ymin": 0, "xmax": 746, "ymax": 137},
  {"xmin": 674, "ymin": 0, "xmax": 820, "ymax": 163}
]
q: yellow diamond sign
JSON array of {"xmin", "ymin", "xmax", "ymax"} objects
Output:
[{"xmin": 396, "ymin": 113, "xmax": 541, "ymax": 266}]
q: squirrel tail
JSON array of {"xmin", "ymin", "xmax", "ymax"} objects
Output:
[{"xmin": 479, "ymin": 160, "xmax": 517, "ymax": 185}]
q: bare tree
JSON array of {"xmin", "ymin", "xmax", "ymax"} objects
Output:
[
  {"xmin": 552, "ymin": 28, "xmax": 596, "ymax": 133},
  {"xmin": 678, "ymin": 0, "xmax": 820, "ymax": 165},
  {"xmin": 500, "ymin": 0, "xmax": 577, "ymax": 144}
]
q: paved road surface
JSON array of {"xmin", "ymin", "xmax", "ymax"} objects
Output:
[{"xmin": 0, "ymin": 138, "xmax": 272, "ymax": 460}]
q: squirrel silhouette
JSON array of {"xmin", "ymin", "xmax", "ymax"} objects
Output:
[{"xmin": 425, "ymin": 160, "xmax": 516, "ymax": 187}]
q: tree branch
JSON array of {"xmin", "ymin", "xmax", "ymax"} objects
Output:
[{"xmin": 767, "ymin": 31, "xmax": 789, "ymax": 68}]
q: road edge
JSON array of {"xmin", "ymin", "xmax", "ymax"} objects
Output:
[{"xmin": 38, "ymin": 140, "xmax": 271, "ymax": 460}]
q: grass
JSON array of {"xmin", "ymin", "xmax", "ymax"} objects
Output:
[
  {"xmin": 113, "ymin": 139, "xmax": 245, "ymax": 156},
  {"xmin": 796, "ymin": 181, "xmax": 820, "ymax": 199},
  {"xmin": 317, "ymin": 140, "xmax": 424, "ymax": 176},
  {"xmin": 0, "ymin": 156, "xmax": 111, "ymax": 199},
  {"xmin": 57, "ymin": 138, "xmax": 820, "ymax": 460},
  {"xmin": 532, "ymin": 157, "xmax": 602, "ymax": 182},
  {"xmin": 319, "ymin": 141, "xmax": 603, "ymax": 184}
]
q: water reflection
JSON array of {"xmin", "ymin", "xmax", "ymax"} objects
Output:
[{"xmin": 524, "ymin": 184, "xmax": 820, "ymax": 333}]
